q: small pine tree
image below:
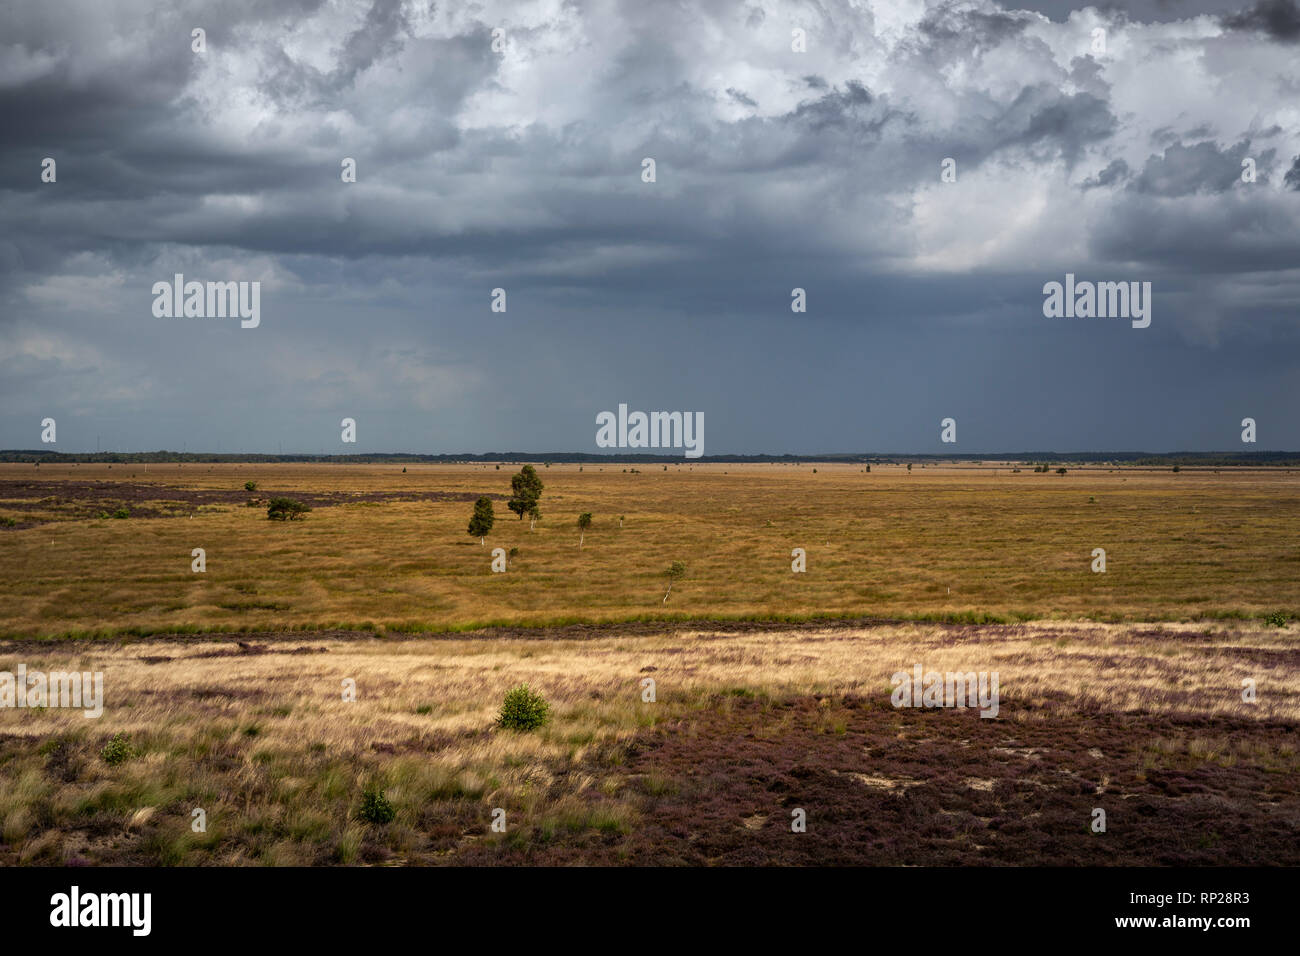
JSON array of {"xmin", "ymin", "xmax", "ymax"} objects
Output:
[
  {"xmin": 468, "ymin": 496, "xmax": 495, "ymax": 545},
  {"xmin": 497, "ymin": 684, "xmax": 549, "ymax": 731}
]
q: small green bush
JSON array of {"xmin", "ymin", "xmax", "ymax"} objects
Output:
[
  {"xmin": 244, "ymin": 480, "xmax": 258, "ymax": 491},
  {"xmin": 358, "ymin": 785, "xmax": 395, "ymax": 824},
  {"xmin": 1265, "ymin": 611, "xmax": 1287, "ymax": 628},
  {"xmin": 267, "ymin": 497, "xmax": 311, "ymax": 521},
  {"xmin": 112, "ymin": 506, "xmax": 130, "ymax": 519},
  {"xmin": 100, "ymin": 733, "xmax": 135, "ymax": 766},
  {"xmin": 497, "ymin": 684, "xmax": 549, "ymax": 731}
]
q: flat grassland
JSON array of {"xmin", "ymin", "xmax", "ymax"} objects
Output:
[
  {"xmin": 1, "ymin": 462, "xmax": 1297, "ymax": 637},
  {"xmin": 0, "ymin": 462, "xmax": 1297, "ymax": 865},
  {"xmin": 0, "ymin": 621, "xmax": 1295, "ymax": 865}
]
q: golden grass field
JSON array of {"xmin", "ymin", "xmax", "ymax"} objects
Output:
[
  {"xmin": 0, "ymin": 620, "xmax": 1295, "ymax": 865},
  {"xmin": 1, "ymin": 462, "xmax": 1297, "ymax": 638},
  {"xmin": 0, "ymin": 462, "xmax": 1297, "ymax": 865}
]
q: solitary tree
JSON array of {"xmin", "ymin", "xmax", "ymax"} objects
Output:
[
  {"xmin": 468, "ymin": 496, "xmax": 495, "ymax": 545},
  {"xmin": 267, "ymin": 497, "xmax": 311, "ymax": 521},
  {"xmin": 508, "ymin": 465, "xmax": 544, "ymax": 523},
  {"xmin": 663, "ymin": 561, "xmax": 686, "ymax": 603},
  {"xmin": 577, "ymin": 512, "xmax": 592, "ymax": 548}
]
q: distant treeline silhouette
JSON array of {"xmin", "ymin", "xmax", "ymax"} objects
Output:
[{"xmin": 3, "ymin": 450, "xmax": 1298, "ymax": 467}]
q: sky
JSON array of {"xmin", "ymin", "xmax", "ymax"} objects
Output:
[{"xmin": 1, "ymin": 0, "xmax": 1298, "ymax": 455}]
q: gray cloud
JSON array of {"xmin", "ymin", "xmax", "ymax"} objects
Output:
[
  {"xmin": 1, "ymin": 0, "xmax": 1298, "ymax": 454},
  {"xmin": 1221, "ymin": 0, "xmax": 1300, "ymax": 40},
  {"xmin": 995, "ymin": 85, "xmax": 1116, "ymax": 164},
  {"xmin": 1131, "ymin": 140, "xmax": 1270, "ymax": 195},
  {"xmin": 1082, "ymin": 157, "xmax": 1130, "ymax": 189},
  {"xmin": 1285, "ymin": 155, "xmax": 1300, "ymax": 189},
  {"xmin": 919, "ymin": 2, "xmax": 1031, "ymax": 48}
]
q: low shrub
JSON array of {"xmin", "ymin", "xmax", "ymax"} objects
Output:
[
  {"xmin": 497, "ymin": 684, "xmax": 549, "ymax": 731},
  {"xmin": 100, "ymin": 733, "xmax": 135, "ymax": 766},
  {"xmin": 267, "ymin": 497, "xmax": 311, "ymax": 521},
  {"xmin": 358, "ymin": 785, "xmax": 395, "ymax": 824}
]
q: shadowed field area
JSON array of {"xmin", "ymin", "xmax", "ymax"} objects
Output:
[
  {"xmin": 0, "ymin": 462, "xmax": 1297, "ymax": 637},
  {"xmin": 0, "ymin": 620, "xmax": 1294, "ymax": 865}
]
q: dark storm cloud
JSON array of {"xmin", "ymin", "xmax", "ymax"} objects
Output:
[
  {"xmin": 1014, "ymin": 0, "xmax": 1253, "ymax": 21},
  {"xmin": 1221, "ymin": 0, "xmax": 1300, "ymax": 40},
  {"xmin": 993, "ymin": 85, "xmax": 1116, "ymax": 164},
  {"xmin": 1285, "ymin": 155, "xmax": 1300, "ymax": 189},
  {"xmin": 335, "ymin": 0, "xmax": 413, "ymax": 82},
  {"xmin": 726, "ymin": 87, "xmax": 757, "ymax": 108},
  {"xmin": 1131, "ymin": 140, "xmax": 1270, "ymax": 195},
  {"xmin": 1, "ymin": 0, "xmax": 1298, "ymax": 454},
  {"xmin": 786, "ymin": 79, "xmax": 876, "ymax": 130},
  {"xmin": 920, "ymin": 2, "xmax": 1030, "ymax": 46},
  {"xmin": 1090, "ymin": 191, "xmax": 1300, "ymax": 273},
  {"xmin": 1082, "ymin": 158, "xmax": 1130, "ymax": 189}
]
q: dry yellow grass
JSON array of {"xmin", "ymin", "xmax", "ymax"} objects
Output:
[
  {"xmin": 0, "ymin": 619, "xmax": 1293, "ymax": 864},
  {"xmin": 1, "ymin": 462, "xmax": 1297, "ymax": 637}
]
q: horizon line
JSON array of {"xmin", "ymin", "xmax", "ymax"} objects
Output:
[{"xmin": 3, "ymin": 450, "xmax": 1298, "ymax": 462}]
